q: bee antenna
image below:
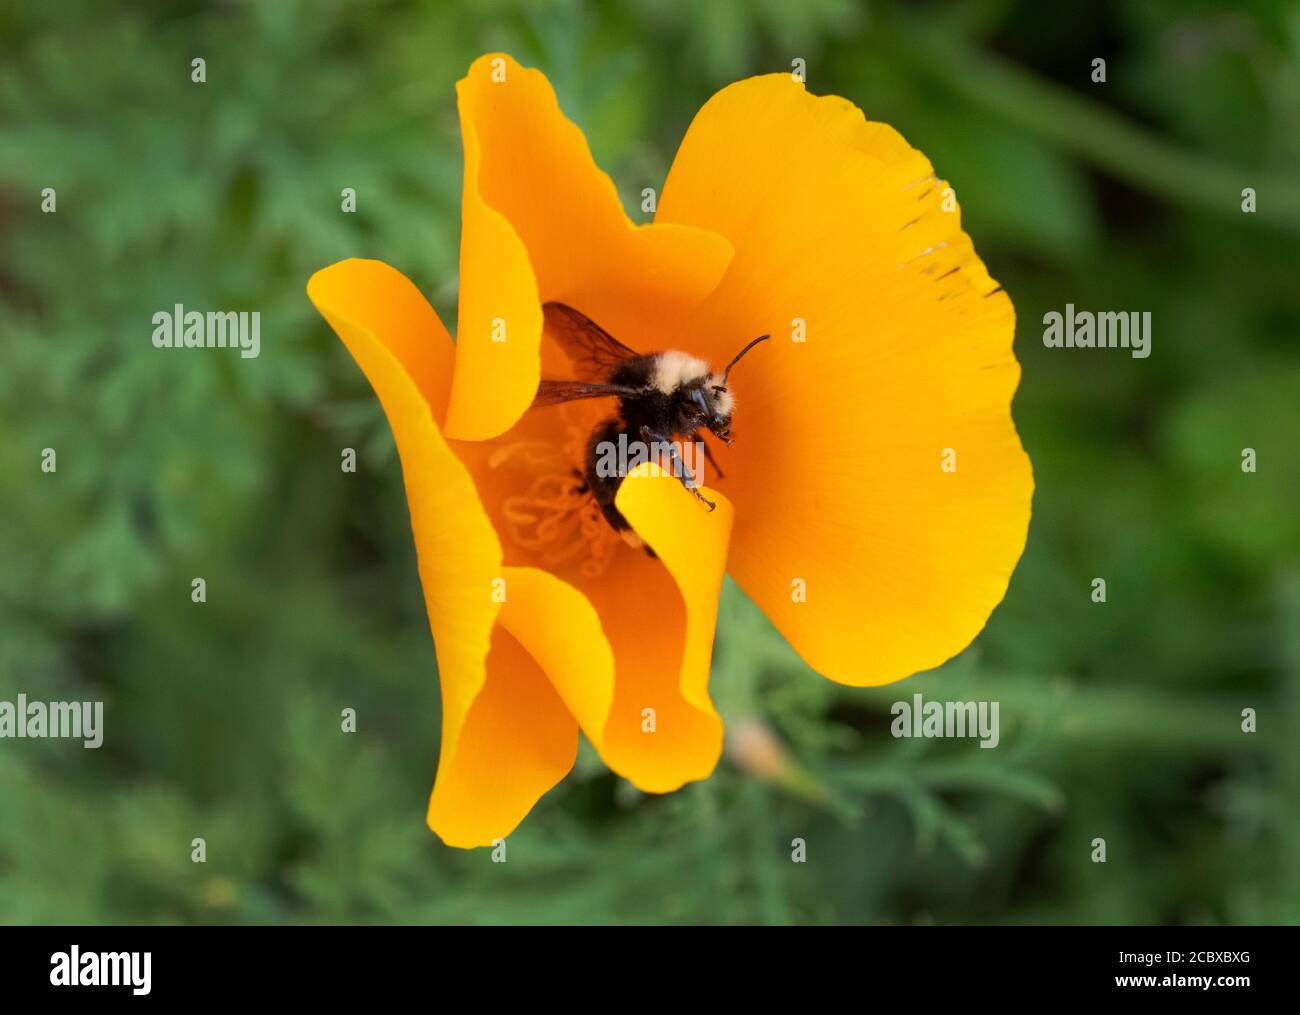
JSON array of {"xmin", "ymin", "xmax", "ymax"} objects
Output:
[{"xmin": 719, "ymin": 333, "xmax": 771, "ymax": 386}]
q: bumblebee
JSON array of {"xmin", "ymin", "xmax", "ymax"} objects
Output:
[{"xmin": 532, "ymin": 302, "xmax": 768, "ymax": 542}]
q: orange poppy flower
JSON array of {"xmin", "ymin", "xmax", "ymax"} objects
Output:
[{"xmin": 307, "ymin": 53, "xmax": 1032, "ymax": 848}]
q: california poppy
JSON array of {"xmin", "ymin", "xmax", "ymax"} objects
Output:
[{"xmin": 308, "ymin": 54, "xmax": 1032, "ymax": 848}]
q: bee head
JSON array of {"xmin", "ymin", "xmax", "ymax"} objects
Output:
[
  {"xmin": 702, "ymin": 332, "xmax": 770, "ymax": 444},
  {"xmin": 677, "ymin": 382, "xmax": 732, "ymax": 441}
]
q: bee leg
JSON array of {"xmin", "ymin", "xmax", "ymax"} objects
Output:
[
  {"xmin": 699, "ymin": 436, "xmax": 725, "ymax": 480},
  {"xmin": 638, "ymin": 425, "xmax": 716, "ymax": 512}
]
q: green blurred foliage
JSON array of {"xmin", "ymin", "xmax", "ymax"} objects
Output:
[{"xmin": 0, "ymin": 0, "xmax": 1296, "ymax": 924}]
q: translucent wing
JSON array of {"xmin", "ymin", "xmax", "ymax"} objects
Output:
[
  {"xmin": 544, "ymin": 301, "xmax": 640, "ymax": 381},
  {"xmin": 532, "ymin": 378, "xmax": 643, "ymax": 408}
]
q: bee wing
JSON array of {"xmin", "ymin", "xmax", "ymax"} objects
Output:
[
  {"xmin": 532, "ymin": 378, "xmax": 644, "ymax": 408},
  {"xmin": 543, "ymin": 302, "xmax": 640, "ymax": 380}
]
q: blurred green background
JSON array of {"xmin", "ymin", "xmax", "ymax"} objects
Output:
[{"xmin": 1, "ymin": 0, "xmax": 1297, "ymax": 924}]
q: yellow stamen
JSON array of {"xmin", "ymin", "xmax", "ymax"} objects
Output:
[{"xmin": 492, "ymin": 414, "xmax": 623, "ymax": 579}]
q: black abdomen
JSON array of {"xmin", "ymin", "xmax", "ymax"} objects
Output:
[
  {"xmin": 584, "ymin": 355, "xmax": 675, "ymax": 551},
  {"xmin": 585, "ymin": 418, "xmax": 632, "ymax": 532}
]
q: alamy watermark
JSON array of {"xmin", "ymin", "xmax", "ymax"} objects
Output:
[
  {"xmin": 890, "ymin": 693, "xmax": 999, "ymax": 748},
  {"xmin": 594, "ymin": 434, "xmax": 706, "ymax": 485},
  {"xmin": 50, "ymin": 947, "xmax": 150, "ymax": 995},
  {"xmin": 1043, "ymin": 304, "xmax": 1151, "ymax": 359},
  {"xmin": 0, "ymin": 693, "xmax": 103, "ymax": 748},
  {"xmin": 152, "ymin": 303, "xmax": 260, "ymax": 359}
]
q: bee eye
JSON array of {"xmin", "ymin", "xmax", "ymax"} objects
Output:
[{"xmin": 687, "ymin": 389, "xmax": 711, "ymax": 417}]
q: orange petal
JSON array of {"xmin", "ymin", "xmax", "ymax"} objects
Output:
[
  {"xmin": 497, "ymin": 565, "xmax": 616, "ymax": 743},
  {"xmin": 310, "ymin": 259, "xmax": 573, "ymax": 848},
  {"xmin": 586, "ymin": 463, "xmax": 733, "ymax": 792},
  {"xmin": 425, "ymin": 622, "xmax": 578, "ymax": 849},
  {"xmin": 657, "ymin": 75, "xmax": 1033, "ymax": 686},
  {"xmin": 444, "ymin": 82, "xmax": 543, "ymax": 442},
  {"xmin": 492, "ymin": 467, "xmax": 733, "ymax": 795},
  {"xmin": 308, "ymin": 258, "xmax": 456, "ymax": 422},
  {"xmin": 450, "ymin": 53, "xmax": 733, "ymax": 436}
]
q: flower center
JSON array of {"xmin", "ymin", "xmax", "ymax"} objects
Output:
[{"xmin": 489, "ymin": 412, "xmax": 623, "ymax": 580}]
